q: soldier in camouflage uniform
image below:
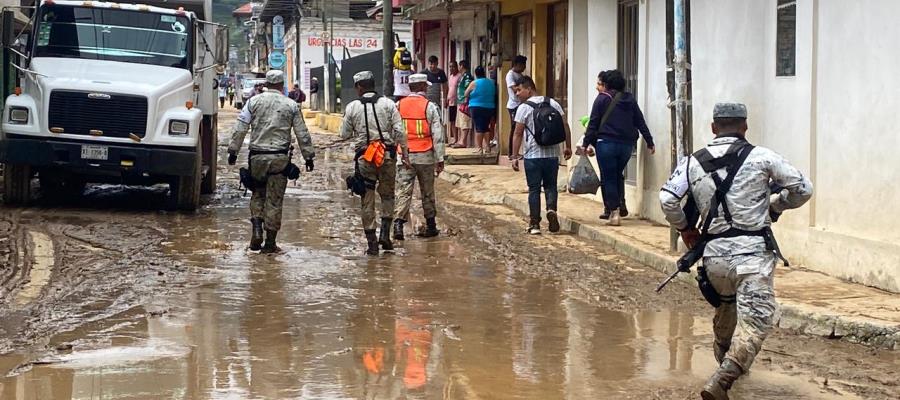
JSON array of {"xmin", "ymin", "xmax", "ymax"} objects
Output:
[
  {"xmin": 659, "ymin": 103, "xmax": 813, "ymax": 400},
  {"xmin": 340, "ymin": 71, "xmax": 409, "ymax": 255},
  {"xmin": 228, "ymin": 70, "xmax": 316, "ymax": 253},
  {"xmin": 393, "ymin": 74, "xmax": 445, "ymax": 240}
]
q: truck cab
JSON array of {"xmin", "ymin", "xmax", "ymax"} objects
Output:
[{"xmin": 0, "ymin": 0, "xmax": 226, "ymax": 210}]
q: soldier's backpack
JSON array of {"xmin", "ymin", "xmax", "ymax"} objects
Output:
[{"xmin": 525, "ymin": 97, "xmax": 566, "ymax": 146}]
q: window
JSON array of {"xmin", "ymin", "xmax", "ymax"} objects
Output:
[
  {"xmin": 618, "ymin": 0, "xmax": 639, "ymax": 184},
  {"xmin": 34, "ymin": 4, "xmax": 192, "ymax": 69},
  {"xmin": 776, "ymin": 0, "xmax": 796, "ymax": 76}
]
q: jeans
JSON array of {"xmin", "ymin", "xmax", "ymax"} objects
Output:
[
  {"xmin": 524, "ymin": 157, "xmax": 559, "ymax": 223},
  {"xmin": 596, "ymin": 140, "xmax": 634, "ymax": 211}
]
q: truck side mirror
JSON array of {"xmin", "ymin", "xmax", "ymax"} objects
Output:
[{"xmin": 213, "ymin": 25, "xmax": 229, "ymax": 66}]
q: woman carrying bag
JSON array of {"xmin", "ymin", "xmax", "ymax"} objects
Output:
[{"xmin": 578, "ymin": 70, "xmax": 655, "ymax": 226}]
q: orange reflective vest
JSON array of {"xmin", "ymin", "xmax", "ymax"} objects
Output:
[{"xmin": 398, "ymin": 96, "xmax": 434, "ymax": 153}]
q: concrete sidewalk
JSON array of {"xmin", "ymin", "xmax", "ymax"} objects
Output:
[{"xmin": 439, "ymin": 164, "xmax": 900, "ymax": 350}]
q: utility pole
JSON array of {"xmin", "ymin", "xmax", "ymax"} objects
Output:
[
  {"xmin": 382, "ymin": 0, "xmax": 394, "ymax": 97},
  {"xmin": 321, "ymin": 0, "xmax": 331, "ymax": 112},
  {"xmin": 670, "ymin": 0, "xmax": 688, "ymax": 252}
]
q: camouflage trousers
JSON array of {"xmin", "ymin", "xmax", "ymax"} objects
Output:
[
  {"xmin": 704, "ymin": 252, "xmax": 778, "ymax": 372},
  {"xmin": 394, "ymin": 163, "xmax": 436, "ymax": 222},
  {"xmin": 249, "ymin": 154, "xmax": 289, "ymax": 232},
  {"xmin": 358, "ymin": 157, "xmax": 397, "ymax": 231}
]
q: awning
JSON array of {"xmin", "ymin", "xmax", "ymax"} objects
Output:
[
  {"xmin": 404, "ymin": 0, "xmax": 493, "ymax": 21},
  {"xmin": 259, "ymin": 0, "xmax": 300, "ymax": 21},
  {"xmin": 233, "ymin": 3, "xmax": 255, "ymax": 17}
]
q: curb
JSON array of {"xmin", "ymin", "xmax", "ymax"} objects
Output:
[{"xmin": 440, "ymin": 169, "xmax": 900, "ymax": 350}]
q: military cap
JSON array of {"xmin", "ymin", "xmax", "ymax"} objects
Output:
[
  {"xmin": 353, "ymin": 70, "xmax": 375, "ymax": 83},
  {"xmin": 408, "ymin": 73, "xmax": 431, "ymax": 86},
  {"xmin": 266, "ymin": 69, "xmax": 284, "ymax": 84},
  {"xmin": 713, "ymin": 102, "xmax": 748, "ymax": 119}
]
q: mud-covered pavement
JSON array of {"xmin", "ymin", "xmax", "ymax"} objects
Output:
[{"xmin": 0, "ymin": 109, "xmax": 897, "ymax": 399}]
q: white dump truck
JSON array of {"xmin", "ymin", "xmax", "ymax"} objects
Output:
[{"xmin": 0, "ymin": 0, "xmax": 227, "ymax": 210}]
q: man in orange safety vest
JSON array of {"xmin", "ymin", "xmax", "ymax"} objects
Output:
[{"xmin": 393, "ymin": 73, "xmax": 446, "ymax": 239}]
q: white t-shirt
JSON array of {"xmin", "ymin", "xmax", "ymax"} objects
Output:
[
  {"xmin": 505, "ymin": 70, "xmax": 522, "ymax": 109},
  {"xmin": 514, "ymin": 96, "xmax": 564, "ymax": 159},
  {"xmin": 394, "ymin": 69, "xmax": 412, "ymax": 97}
]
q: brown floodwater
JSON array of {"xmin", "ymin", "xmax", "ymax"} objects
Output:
[{"xmin": 0, "ymin": 134, "xmax": 873, "ymax": 399}]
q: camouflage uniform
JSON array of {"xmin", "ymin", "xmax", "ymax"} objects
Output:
[
  {"xmin": 229, "ymin": 91, "xmax": 315, "ymax": 232},
  {"xmin": 660, "ymin": 136, "xmax": 813, "ymax": 372},
  {"xmin": 341, "ymin": 92, "xmax": 407, "ymax": 231},
  {"xmin": 394, "ymin": 93, "xmax": 445, "ymax": 222}
]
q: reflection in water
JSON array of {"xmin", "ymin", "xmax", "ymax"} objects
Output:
[{"xmin": 0, "ymin": 184, "xmax": 865, "ymax": 400}]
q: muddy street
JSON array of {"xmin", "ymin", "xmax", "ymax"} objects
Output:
[{"xmin": 0, "ymin": 110, "xmax": 896, "ymax": 400}]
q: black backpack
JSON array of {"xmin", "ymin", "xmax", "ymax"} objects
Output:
[
  {"xmin": 525, "ymin": 98, "xmax": 566, "ymax": 146},
  {"xmin": 399, "ymin": 49, "xmax": 413, "ymax": 66}
]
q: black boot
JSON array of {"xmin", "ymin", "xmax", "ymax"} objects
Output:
[
  {"xmin": 701, "ymin": 359, "xmax": 743, "ymax": 400},
  {"xmin": 393, "ymin": 219, "xmax": 405, "ymax": 241},
  {"xmin": 378, "ymin": 218, "xmax": 393, "ymax": 251},
  {"xmin": 250, "ymin": 218, "xmax": 264, "ymax": 251},
  {"xmin": 419, "ymin": 217, "xmax": 439, "ymax": 237},
  {"xmin": 261, "ymin": 230, "xmax": 279, "ymax": 254},
  {"xmin": 365, "ymin": 229, "xmax": 379, "ymax": 255}
]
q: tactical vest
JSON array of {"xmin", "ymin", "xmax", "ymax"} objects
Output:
[{"xmin": 398, "ymin": 96, "xmax": 434, "ymax": 153}]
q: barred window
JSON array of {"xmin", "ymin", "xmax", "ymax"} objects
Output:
[{"xmin": 776, "ymin": 0, "xmax": 797, "ymax": 77}]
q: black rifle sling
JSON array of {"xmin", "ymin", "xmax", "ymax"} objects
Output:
[{"xmin": 696, "ymin": 142, "xmax": 755, "ymax": 236}]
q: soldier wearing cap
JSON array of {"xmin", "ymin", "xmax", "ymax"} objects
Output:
[
  {"xmin": 659, "ymin": 102, "xmax": 813, "ymax": 399},
  {"xmin": 228, "ymin": 69, "xmax": 316, "ymax": 253},
  {"xmin": 393, "ymin": 73, "xmax": 445, "ymax": 239},
  {"xmin": 341, "ymin": 70, "xmax": 410, "ymax": 255}
]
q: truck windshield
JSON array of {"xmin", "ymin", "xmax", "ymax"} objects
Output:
[{"xmin": 33, "ymin": 4, "xmax": 191, "ymax": 69}]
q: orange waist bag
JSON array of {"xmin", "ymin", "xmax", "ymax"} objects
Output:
[{"xmin": 361, "ymin": 140, "xmax": 386, "ymax": 167}]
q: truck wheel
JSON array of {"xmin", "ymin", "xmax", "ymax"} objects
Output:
[
  {"xmin": 171, "ymin": 152, "xmax": 201, "ymax": 211},
  {"xmin": 200, "ymin": 115, "xmax": 217, "ymax": 194},
  {"xmin": 3, "ymin": 164, "xmax": 33, "ymax": 206}
]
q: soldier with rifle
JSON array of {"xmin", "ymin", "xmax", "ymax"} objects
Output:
[{"xmin": 658, "ymin": 103, "xmax": 813, "ymax": 400}]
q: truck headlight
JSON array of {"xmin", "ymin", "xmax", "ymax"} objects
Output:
[
  {"xmin": 169, "ymin": 120, "xmax": 189, "ymax": 136},
  {"xmin": 9, "ymin": 107, "xmax": 28, "ymax": 124}
]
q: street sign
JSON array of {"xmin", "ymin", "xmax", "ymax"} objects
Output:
[
  {"xmin": 273, "ymin": 15, "xmax": 285, "ymax": 50},
  {"xmin": 269, "ymin": 51, "xmax": 286, "ymax": 69}
]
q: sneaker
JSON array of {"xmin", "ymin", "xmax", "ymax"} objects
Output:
[
  {"xmin": 547, "ymin": 210, "xmax": 560, "ymax": 233},
  {"xmin": 528, "ymin": 224, "xmax": 541, "ymax": 235},
  {"xmin": 608, "ymin": 209, "xmax": 621, "ymax": 226},
  {"xmin": 599, "ymin": 209, "xmax": 611, "ymax": 220}
]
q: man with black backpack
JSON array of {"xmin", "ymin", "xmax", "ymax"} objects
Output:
[
  {"xmin": 341, "ymin": 71, "xmax": 410, "ymax": 255},
  {"xmin": 509, "ymin": 75, "xmax": 572, "ymax": 235},
  {"xmin": 659, "ymin": 103, "xmax": 813, "ymax": 399}
]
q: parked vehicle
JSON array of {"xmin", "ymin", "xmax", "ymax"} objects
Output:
[{"xmin": 0, "ymin": 0, "xmax": 227, "ymax": 210}]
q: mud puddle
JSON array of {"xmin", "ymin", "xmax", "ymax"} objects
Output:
[{"xmin": 0, "ymin": 127, "xmax": 894, "ymax": 399}]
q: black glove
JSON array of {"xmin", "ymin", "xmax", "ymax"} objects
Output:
[
  {"xmin": 769, "ymin": 207, "xmax": 782, "ymax": 223},
  {"xmin": 305, "ymin": 158, "xmax": 314, "ymax": 172},
  {"xmin": 227, "ymin": 151, "xmax": 237, "ymax": 165}
]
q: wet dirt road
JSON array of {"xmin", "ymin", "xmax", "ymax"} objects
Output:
[{"xmin": 0, "ymin": 110, "xmax": 897, "ymax": 399}]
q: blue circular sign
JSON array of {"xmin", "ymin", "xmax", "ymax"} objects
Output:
[{"xmin": 269, "ymin": 51, "xmax": 286, "ymax": 69}]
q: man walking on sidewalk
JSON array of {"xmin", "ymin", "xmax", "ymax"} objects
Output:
[
  {"xmin": 341, "ymin": 71, "xmax": 409, "ymax": 255},
  {"xmin": 505, "ymin": 55, "xmax": 527, "ymax": 154},
  {"xmin": 659, "ymin": 103, "xmax": 813, "ymax": 400},
  {"xmin": 227, "ymin": 70, "xmax": 316, "ymax": 253},
  {"xmin": 509, "ymin": 75, "xmax": 572, "ymax": 235},
  {"xmin": 393, "ymin": 74, "xmax": 445, "ymax": 240}
]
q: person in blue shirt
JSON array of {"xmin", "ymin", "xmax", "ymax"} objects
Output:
[{"xmin": 463, "ymin": 66, "xmax": 497, "ymax": 154}]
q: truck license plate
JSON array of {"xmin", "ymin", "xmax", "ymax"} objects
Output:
[{"xmin": 81, "ymin": 145, "xmax": 108, "ymax": 160}]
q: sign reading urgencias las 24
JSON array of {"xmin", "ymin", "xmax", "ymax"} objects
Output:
[{"xmin": 306, "ymin": 36, "xmax": 382, "ymax": 49}]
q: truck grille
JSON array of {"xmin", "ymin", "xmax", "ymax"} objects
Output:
[{"xmin": 49, "ymin": 90, "xmax": 149, "ymax": 138}]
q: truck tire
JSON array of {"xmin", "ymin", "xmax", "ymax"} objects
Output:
[
  {"xmin": 200, "ymin": 115, "xmax": 217, "ymax": 194},
  {"xmin": 3, "ymin": 164, "xmax": 33, "ymax": 206},
  {"xmin": 171, "ymin": 151, "xmax": 201, "ymax": 211}
]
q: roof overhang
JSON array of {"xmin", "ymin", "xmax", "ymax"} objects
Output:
[
  {"xmin": 259, "ymin": 0, "xmax": 299, "ymax": 21},
  {"xmin": 404, "ymin": 0, "xmax": 492, "ymax": 21}
]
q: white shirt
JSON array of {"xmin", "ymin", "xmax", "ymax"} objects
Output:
[
  {"xmin": 514, "ymin": 96, "xmax": 564, "ymax": 159},
  {"xmin": 506, "ymin": 70, "xmax": 522, "ymax": 109},
  {"xmin": 394, "ymin": 69, "xmax": 412, "ymax": 97}
]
